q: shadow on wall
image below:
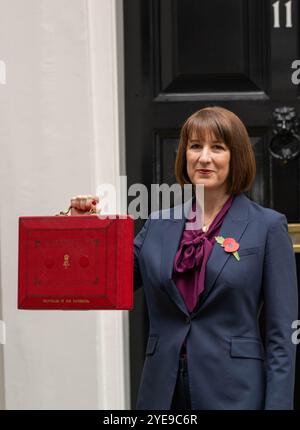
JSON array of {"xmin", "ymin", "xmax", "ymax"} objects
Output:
[{"xmin": 0, "ymin": 232, "xmax": 5, "ymax": 409}]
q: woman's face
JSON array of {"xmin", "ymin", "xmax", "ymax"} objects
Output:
[{"xmin": 186, "ymin": 130, "xmax": 231, "ymax": 192}]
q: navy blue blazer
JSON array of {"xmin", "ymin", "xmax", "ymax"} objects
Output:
[{"xmin": 133, "ymin": 193, "xmax": 298, "ymax": 410}]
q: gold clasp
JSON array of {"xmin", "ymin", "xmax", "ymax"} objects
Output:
[{"xmin": 63, "ymin": 254, "xmax": 70, "ymax": 269}]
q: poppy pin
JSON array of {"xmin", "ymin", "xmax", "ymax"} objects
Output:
[{"xmin": 215, "ymin": 236, "xmax": 240, "ymax": 261}]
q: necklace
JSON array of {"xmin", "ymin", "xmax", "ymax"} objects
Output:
[
  {"xmin": 202, "ymin": 214, "xmax": 216, "ymax": 232},
  {"xmin": 202, "ymin": 200, "xmax": 227, "ymax": 232}
]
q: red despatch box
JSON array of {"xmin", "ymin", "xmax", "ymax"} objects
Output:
[{"xmin": 18, "ymin": 215, "xmax": 134, "ymax": 310}]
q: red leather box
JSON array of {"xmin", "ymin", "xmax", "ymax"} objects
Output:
[{"xmin": 18, "ymin": 215, "xmax": 134, "ymax": 310}]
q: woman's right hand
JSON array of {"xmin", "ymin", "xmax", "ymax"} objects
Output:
[{"xmin": 69, "ymin": 195, "xmax": 99, "ymax": 215}]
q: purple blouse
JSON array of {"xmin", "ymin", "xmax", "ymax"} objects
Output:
[
  {"xmin": 173, "ymin": 194, "xmax": 234, "ymax": 313},
  {"xmin": 172, "ymin": 194, "xmax": 235, "ymax": 358}
]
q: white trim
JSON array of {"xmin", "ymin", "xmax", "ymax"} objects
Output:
[{"xmin": 85, "ymin": 0, "xmax": 129, "ymax": 409}]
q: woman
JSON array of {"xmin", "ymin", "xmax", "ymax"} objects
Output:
[{"xmin": 70, "ymin": 107, "xmax": 298, "ymax": 410}]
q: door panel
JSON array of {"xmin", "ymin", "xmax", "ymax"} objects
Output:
[{"xmin": 157, "ymin": 0, "xmax": 269, "ymax": 98}]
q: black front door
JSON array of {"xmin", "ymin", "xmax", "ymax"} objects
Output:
[{"xmin": 124, "ymin": 0, "xmax": 300, "ymax": 409}]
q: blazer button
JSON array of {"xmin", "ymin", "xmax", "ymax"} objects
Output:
[{"xmin": 185, "ymin": 316, "xmax": 191, "ymax": 324}]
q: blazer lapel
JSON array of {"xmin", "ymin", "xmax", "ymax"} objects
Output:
[
  {"xmin": 160, "ymin": 199, "xmax": 193, "ymax": 316},
  {"xmin": 161, "ymin": 193, "xmax": 250, "ymax": 316},
  {"xmin": 194, "ymin": 193, "xmax": 249, "ymax": 312}
]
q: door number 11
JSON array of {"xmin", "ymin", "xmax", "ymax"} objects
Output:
[{"xmin": 273, "ymin": 0, "xmax": 292, "ymax": 28}]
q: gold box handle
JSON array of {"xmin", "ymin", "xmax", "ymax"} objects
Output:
[{"xmin": 55, "ymin": 206, "xmax": 97, "ymax": 216}]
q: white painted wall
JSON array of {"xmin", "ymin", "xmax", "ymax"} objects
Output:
[{"xmin": 0, "ymin": 0, "xmax": 128, "ymax": 409}]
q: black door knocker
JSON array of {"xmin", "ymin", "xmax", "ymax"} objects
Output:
[{"xmin": 269, "ymin": 107, "xmax": 300, "ymax": 163}]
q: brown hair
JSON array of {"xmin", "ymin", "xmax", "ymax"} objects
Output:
[{"xmin": 175, "ymin": 106, "xmax": 256, "ymax": 195}]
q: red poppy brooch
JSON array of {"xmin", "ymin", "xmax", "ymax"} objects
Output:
[{"xmin": 215, "ymin": 236, "xmax": 240, "ymax": 261}]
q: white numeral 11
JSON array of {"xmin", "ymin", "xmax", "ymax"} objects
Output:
[{"xmin": 273, "ymin": 0, "xmax": 292, "ymax": 28}]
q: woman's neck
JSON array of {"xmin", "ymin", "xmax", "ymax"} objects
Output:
[{"xmin": 196, "ymin": 189, "xmax": 231, "ymax": 218}]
